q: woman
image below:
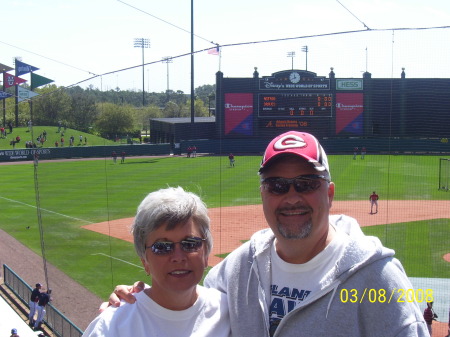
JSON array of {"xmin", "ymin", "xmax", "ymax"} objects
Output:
[{"xmin": 82, "ymin": 187, "xmax": 230, "ymax": 337}]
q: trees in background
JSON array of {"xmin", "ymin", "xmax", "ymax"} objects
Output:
[
  {"xmin": 95, "ymin": 103, "xmax": 135, "ymax": 138},
  {"xmin": 3, "ymin": 84, "xmax": 215, "ymax": 137}
]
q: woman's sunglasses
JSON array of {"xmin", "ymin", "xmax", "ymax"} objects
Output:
[
  {"xmin": 146, "ymin": 236, "xmax": 205, "ymax": 255},
  {"xmin": 261, "ymin": 174, "xmax": 330, "ymax": 195}
]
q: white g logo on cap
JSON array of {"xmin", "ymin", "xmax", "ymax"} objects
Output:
[{"xmin": 274, "ymin": 135, "xmax": 307, "ymax": 150}]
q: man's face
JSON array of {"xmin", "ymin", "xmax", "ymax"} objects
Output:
[{"xmin": 260, "ymin": 156, "xmax": 334, "ymax": 241}]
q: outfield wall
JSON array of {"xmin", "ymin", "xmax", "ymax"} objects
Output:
[
  {"xmin": 0, "ymin": 137, "xmax": 448, "ymax": 162},
  {"xmin": 184, "ymin": 137, "xmax": 450, "ymax": 156},
  {"xmin": 0, "ymin": 143, "xmax": 171, "ymax": 162}
]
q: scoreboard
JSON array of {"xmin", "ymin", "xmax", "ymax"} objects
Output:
[
  {"xmin": 220, "ymin": 70, "xmax": 353, "ymax": 138},
  {"xmin": 258, "ymin": 93, "xmax": 333, "ymax": 118}
]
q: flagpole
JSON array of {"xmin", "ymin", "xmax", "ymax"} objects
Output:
[
  {"xmin": 14, "ymin": 58, "xmax": 21, "ymax": 128},
  {"xmin": 1, "ymin": 78, "xmax": 5, "ymax": 127},
  {"xmin": 1, "ymin": 71, "xmax": 4, "ymax": 126},
  {"xmin": 1, "ymin": 63, "xmax": 15, "ymax": 127}
]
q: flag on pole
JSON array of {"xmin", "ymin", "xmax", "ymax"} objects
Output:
[
  {"xmin": 207, "ymin": 46, "xmax": 220, "ymax": 55},
  {"xmin": 3, "ymin": 73, "xmax": 27, "ymax": 88},
  {"xmin": 15, "ymin": 59, "xmax": 39, "ymax": 76},
  {"xmin": 31, "ymin": 73, "xmax": 54, "ymax": 90},
  {"xmin": 0, "ymin": 63, "xmax": 14, "ymax": 73},
  {"xmin": 18, "ymin": 86, "xmax": 39, "ymax": 102},
  {"xmin": 0, "ymin": 91, "xmax": 13, "ymax": 100}
]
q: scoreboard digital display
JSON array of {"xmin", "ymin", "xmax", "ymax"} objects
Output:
[{"xmin": 258, "ymin": 93, "xmax": 333, "ymax": 118}]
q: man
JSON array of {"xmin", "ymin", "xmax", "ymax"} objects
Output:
[
  {"xmin": 34, "ymin": 289, "xmax": 52, "ymax": 331},
  {"xmin": 423, "ymin": 301, "xmax": 437, "ymax": 336},
  {"xmin": 370, "ymin": 191, "xmax": 379, "ymax": 214},
  {"xmin": 228, "ymin": 153, "xmax": 235, "ymax": 167},
  {"xmin": 28, "ymin": 283, "xmax": 42, "ymax": 327},
  {"xmin": 106, "ymin": 131, "xmax": 427, "ymax": 336},
  {"xmin": 361, "ymin": 146, "xmax": 366, "ymax": 159},
  {"xmin": 353, "ymin": 146, "xmax": 358, "ymax": 159}
]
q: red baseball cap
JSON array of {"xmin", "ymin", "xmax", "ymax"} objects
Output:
[{"xmin": 259, "ymin": 131, "xmax": 330, "ymax": 176}]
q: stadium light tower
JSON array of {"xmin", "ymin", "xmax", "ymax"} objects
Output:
[
  {"xmin": 162, "ymin": 56, "xmax": 173, "ymax": 92},
  {"xmin": 287, "ymin": 51, "xmax": 295, "ymax": 70},
  {"xmin": 301, "ymin": 45, "xmax": 308, "ymax": 71},
  {"xmin": 134, "ymin": 38, "xmax": 150, "ymax": 106}
]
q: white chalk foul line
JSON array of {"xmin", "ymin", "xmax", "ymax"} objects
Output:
[
  {"xmin": 0, "ymin": 195, "xmax": 92, "ymax": 224},
  {"xmin": 92, "ymin": 253, "xmax": 143, "ymax": 269}
]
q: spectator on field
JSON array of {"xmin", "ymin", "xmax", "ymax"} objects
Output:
[
  {"xmin": 121, "ymin": 151, "xmax": 126, "ymax": 164},
  {"xmin": 104, "ymin": 131, "xmax": 428, "ymax": 336},
  {"xmin": 82, "ymin": 187, "xmax": 230, "ymax": 337}
]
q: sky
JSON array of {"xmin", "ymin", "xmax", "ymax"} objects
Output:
[{"xmin": 2, "ymin": 0, "xmax": 450, "ymax": 94}]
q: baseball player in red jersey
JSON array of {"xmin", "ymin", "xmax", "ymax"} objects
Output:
[{"xmin": 369, "ymin": 191, "xmax": 379, "ymax": 214}]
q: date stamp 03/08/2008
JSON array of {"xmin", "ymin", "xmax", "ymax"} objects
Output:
[{"xmin": 339, "ymin": 288, "xmax": 434, "ymax": 304}]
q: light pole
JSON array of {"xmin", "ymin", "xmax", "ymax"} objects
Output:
[
  {"xmin": 287, "ymin": 51, "xmax": 295, "ymax": 70},
  {"xmin": 301, "ymin": 45, "xmax": 308, "ymax": 71},
  {"xmin": 162, "ymin": 56, "xmax": 173, "ymax": 92},
  {"xmin": 190, "ymin": 0, "xmax": 194, "ymax": 124},
  {"xmin": 134, "ymin": 38, "xmax": 150, "ymax": 107}
]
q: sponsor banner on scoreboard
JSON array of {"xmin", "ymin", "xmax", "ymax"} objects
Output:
[
  {"xmin": 224, "ymin": 93, "xmax": 253, "ymax": 136},
  {"xmin": 336, "ymin": 93, "xmax": 363, "ymax": 135},
  {"xmin": 260, "ymin": 79, "xmax": 330, "ymax": 90},
  {"xmin": 259, "ymin": 70, "xmax": 330, "ymax": 91},
  {"xmin": 336, "ymin": 79, "xmax": 363, "ymax": 90}
]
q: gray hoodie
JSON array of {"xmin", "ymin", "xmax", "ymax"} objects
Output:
[{"xmin": 204, "ymin": 215, "xmax": 428, "ymax": 337}]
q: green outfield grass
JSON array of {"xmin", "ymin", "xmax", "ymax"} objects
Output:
[{"xmin": 0, "ymin": 154, "xmax": 449, "ymax": 299}]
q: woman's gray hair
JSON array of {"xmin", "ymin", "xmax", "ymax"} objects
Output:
[{"xmin": 131, "ymin": 186, "xmax": 212, "ymax": 260}]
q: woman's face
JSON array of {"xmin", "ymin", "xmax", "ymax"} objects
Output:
[{"xmin": 141, "ymin": 217, "xmax": 208, "ymax": 305}]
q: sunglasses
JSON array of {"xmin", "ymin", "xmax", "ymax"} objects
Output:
[
  {"xmin": 261, "ymin": 174, "xmax": 330, "ymax": 195},
  {"xmin": 146, "ymin": 236, "xmax": 206, "ymax": 255}
]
